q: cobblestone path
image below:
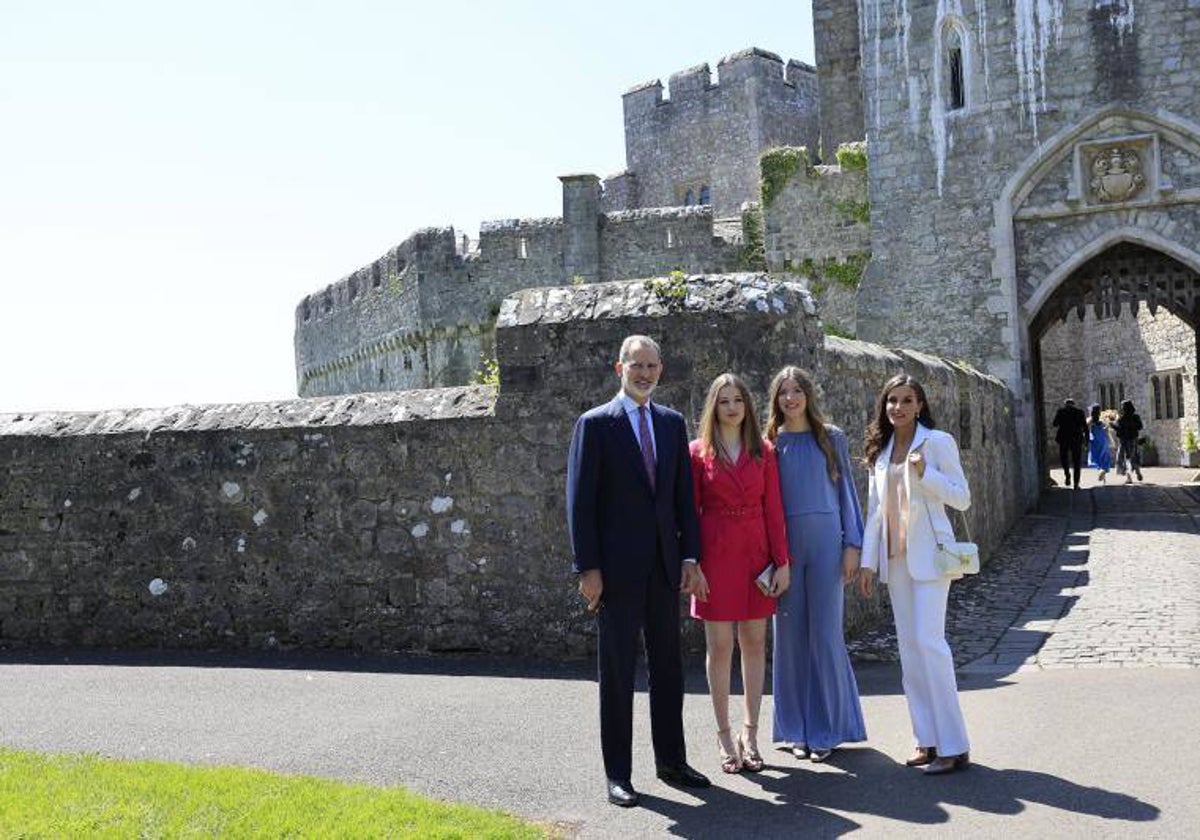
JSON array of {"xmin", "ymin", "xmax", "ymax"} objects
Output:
[
  {"xmin": 1029, "ymin": 482, "xmax": 1200, "ymax": 669},
  {"xmin": 849, "ymin": 470, "xmax": 1200, "ymax": 674}
]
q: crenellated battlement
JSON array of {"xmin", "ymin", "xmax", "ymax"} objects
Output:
[
  {"xmin": 623, "ymin": 47, "xmax": 814, "ymax": 115},
  {"xmin": 666, "ymin": 63, "xmax": 712, "ymax": 99},
  {"xmin": 294, "ymin": 227, "xmax": 458, "ymax": 328},
  {"xmin": 621, "ymin": 46, "xmax": 821, "ymax": 216}
]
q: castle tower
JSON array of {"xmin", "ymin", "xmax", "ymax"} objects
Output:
[
  {"xmin": 617, "ymin": 48, "xmax": 819, "ymax": 216},
  {"xmin": 812, "ymin": 0, "xmax": 865, "ymax": 155}
]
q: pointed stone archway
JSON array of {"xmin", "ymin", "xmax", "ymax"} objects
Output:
[{"xmin": 988, "ymin": 106, "xmax": 1200, "ymax": 491}]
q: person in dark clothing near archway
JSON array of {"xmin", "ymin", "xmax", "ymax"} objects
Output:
[
  {"xmin": 1051, "ymin": 398, "xmax": 1087, "ymax": 488},
  {"xmin": 1115, "ymin": 400, "xmax": 1145, "ymax": 484}
]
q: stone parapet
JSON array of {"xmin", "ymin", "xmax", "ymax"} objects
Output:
[{"xmin": 2, "ymin": 276, "xmax": 1023, "ymax": 656}]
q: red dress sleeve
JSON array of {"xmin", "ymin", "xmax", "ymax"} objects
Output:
[{"xmin": 761, "ymin": 440, "xmax": 791, "ymax": 567}]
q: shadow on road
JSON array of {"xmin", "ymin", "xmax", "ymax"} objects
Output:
[{"xmin": 638, "ymin": 747, "xmax": 1159, "ymax": 837}]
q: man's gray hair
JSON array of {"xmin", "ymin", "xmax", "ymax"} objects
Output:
[{"xmin": 619, "ymin": 334, "xmax": 661, "ymax": 363}]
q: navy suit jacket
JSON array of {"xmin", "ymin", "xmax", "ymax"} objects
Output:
[{"xmin": 566, "ymin": 395, "xmax": 701, "ymax": 594}]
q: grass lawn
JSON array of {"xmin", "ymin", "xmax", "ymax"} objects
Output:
[{"xmin": 0, "ymin": 747, "xmax": 546, "ymax": 838}]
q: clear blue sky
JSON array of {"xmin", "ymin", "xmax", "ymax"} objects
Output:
[{"xmin": 1, "ymin": 1, "xmax": 815, "ymax": 412}]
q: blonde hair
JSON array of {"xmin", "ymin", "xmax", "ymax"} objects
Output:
[
  {"xmin": 698, "ymin": 373, "xmax": 763, "ymax": 463},
  {"xmin": 765, "ymin": 366, "xmax": 839, "ymax": 483}
]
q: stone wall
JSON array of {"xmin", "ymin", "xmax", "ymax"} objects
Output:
[
  {"xmin": 762, "ymin": 152, "xmax": 871, "ymax": 337},
  {"xmin": 812, "ymin": 0, "xmax": 865, "ymax": 157},
  {"xmin": 598, "ymin": 207, "xmax": 742, "ymax": 281},
  {"xmin": 619, "ymin": 48, "xmax": 819, "ymax": 217},
  {"xmin": 2, "ymin": 275, "xmax": 1022, "ymax": 657},
  {"xmin": 295, "ymin": 194, "xmax": 743, "ymax": 399}
]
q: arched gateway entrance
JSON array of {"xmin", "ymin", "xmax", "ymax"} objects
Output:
[{"xmin": 1031, "ymin": 242, "xmax": 1200, "ymax": 481}]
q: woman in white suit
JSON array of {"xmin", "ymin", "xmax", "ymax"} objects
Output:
[{"xmin": 858, "ymin": 374, "xmax": 971, "ymax": 775}]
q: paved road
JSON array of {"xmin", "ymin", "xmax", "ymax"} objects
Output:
[{"xmin": 2, "ymin": 470, "xmax": 1199, "ymax": 837}]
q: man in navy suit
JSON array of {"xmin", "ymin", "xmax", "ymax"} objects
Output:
[
  {"xmin": 1052, "ymin": 397, "xmax": 1087, "ymax": 488},
  {"xmin": 566, "ymin": 334, "xmax": 711, "ymax": 807}
]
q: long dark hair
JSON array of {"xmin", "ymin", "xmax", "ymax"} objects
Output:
[
  {"xmin": 697, "ymin": 373, "xmax": 764, "ymax": 463},
  {"xmin": 764, "ymin": 366, "xmax": 839, "ymax": 483},
  {"xmin": 863, "ymin": 374, "xmax": 936, "ymax": 466}
]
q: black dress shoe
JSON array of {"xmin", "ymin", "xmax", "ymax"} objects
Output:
[
  {"xmin": 607, "ymin": 779, "xmax": 639, "ymax": 807},
  {"xmin": 655, "ymin": 763, "xmax": 712, "ymax": 788}
]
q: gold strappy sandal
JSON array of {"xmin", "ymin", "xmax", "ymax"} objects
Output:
[
  {"xmin": 738, "ymin": 723, "xmax": 765, "ymax": 773},
  {"xmin": 717, "ymin": 727, "xmax": 743, "ymax": 774}
]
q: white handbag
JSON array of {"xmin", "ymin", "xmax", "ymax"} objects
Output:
[{"xmin": 921, "ymin": 497, "xmax": 979, "ymax": 579}]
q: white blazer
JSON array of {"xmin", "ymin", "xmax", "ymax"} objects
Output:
[{"xmin": 860, "ymin": 423, "xmax": 971, "ymax": 583}]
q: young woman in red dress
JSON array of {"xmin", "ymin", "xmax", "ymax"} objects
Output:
[{"xmin": 689, "ymin": 373, "xmax": 791, "ymax": 773}]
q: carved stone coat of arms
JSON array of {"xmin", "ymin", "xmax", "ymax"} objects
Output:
[{"xmin": 1089, "ymin": 147, "xmax": 1145, "ymax": 203}]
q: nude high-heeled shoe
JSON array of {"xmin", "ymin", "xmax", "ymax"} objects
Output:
[
  {"xmin": 905, "ymin": 746, "xmax": 937, "ymax": 767},
  {"xmin": 923, "ymin": 752, "xmax": 970, "ymax": 775},
  {"xmin": 717, "ymin": 728, "xmax": 743, "ymax": 774}
]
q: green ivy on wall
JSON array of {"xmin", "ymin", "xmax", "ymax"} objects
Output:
[
  {"xmin": 798, "ymin": 253, "xmax": 870, "ymax": 290},
  {"xmin": 760, "ymin": 146, "xmax": 811, "ymax": 207}
]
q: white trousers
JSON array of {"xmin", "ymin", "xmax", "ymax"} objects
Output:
[{"xmin": 887, "ymin": 552, "xmax": 970, "ymax": 756}]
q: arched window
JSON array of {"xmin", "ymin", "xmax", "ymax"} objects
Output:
[
  {"xmin": 684, "ymin": 188, "xmax": 694, "ymax": 206},
  {"xmin": 947, "ymin": 29, "xmax": 965, "ymax": 110},
  {"xmin": 699, "ymin": 185, "xmax": 711, "ymax": 205},
  {"xmin": 938, "ymin": 19, "xmax": 970, "ymax": 112}
]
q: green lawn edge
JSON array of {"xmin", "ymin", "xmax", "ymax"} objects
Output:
[{"xmin": 0, "ymin": 747, "xmax": 548, "ymax": 838}]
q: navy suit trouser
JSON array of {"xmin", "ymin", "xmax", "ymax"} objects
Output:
[{"xmin": 596, "ymin": 553, "xmax": 687, "ymax": 783}]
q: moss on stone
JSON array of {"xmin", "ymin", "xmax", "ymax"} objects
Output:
[
  {"xmin": 644, "ymin": 271, "xmax": 689, "ymax": 309},
  {"xmin": 760, "ymin": 146, "xmax": 811, "ymax": 207},
  {"xmin": 740, "ymin": 206, "xmax": 766, "ymax": 270},
  {"xmin": 824, "ymin": 253, "xmax": 869, "ymax": 287},
  {"xmin": 823, "ymin": 324, "xmax": 856, "ymax": 339},
  {"xmin": 833, "ymin": 199, "xmax": 871, "ymax": 225},
  {"xmin": 471, "ymin": 354, "xmax": 500, "ymax": 386},
  {"xmin": 797, "ymin": 253, "xmax": 870, "ymax": 290},
  {"xmin": 835, "ymin": 141, "xmax": 868, "ymax": 171}
]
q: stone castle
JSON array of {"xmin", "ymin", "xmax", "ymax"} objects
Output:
[
  {"xmin": 292, "ymin": 47, "xmax": 841, "ymax": 400},
  {"xmin": 296, "ymin": 0, "xmax": 1200, "ymax": 471},
  {"xmin": 3, "ymin": 1, "xmax": 1198, "ymax": 656}
]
